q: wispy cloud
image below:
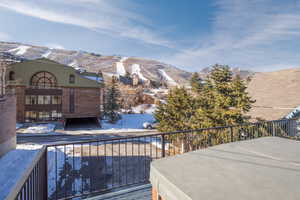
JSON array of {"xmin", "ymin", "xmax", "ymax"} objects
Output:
[
  {"xmin": 0, "ymin": 0, "xmax": 172, "ymax": 48},
  {"xmin": 167, "ymin": 0, "xmax": 300, "ymax": 71}
]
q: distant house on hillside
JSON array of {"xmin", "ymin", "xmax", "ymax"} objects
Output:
[{"xmin": 5, "ymin": 58, "xmax": 104, "ymax": 124}]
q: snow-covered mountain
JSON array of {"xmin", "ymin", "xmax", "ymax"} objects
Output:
[{"xmin": 0, "ymin": 41, "xmax": 192, "ymax": 86}]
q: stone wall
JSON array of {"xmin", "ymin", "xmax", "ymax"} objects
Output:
[{"xmin": 0, "ymin": 94, "xmax": 16, "ymax": 157}]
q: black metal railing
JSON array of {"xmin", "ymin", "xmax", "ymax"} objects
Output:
[
  {"xmin": 45, "ymin": 118, "xmax": 298, "ymax": 200},
  {"xmin": 14, "ymin": 147, "xmax": 48, "ymax": 200}
]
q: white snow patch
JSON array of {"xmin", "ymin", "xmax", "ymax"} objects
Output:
[
  {"xmin": 116, "ymin": 57, "xmax": 128, "ymax": 76},
  {"xmin": 132, "ymin": 104, "xmax": 156, "ymax": 114},
  {"xmin": 0, "ymin": 144, "xmax": 43, "ymax": 200},
  {"xmin": 101, "ymin": 114, "xmax": 154, "ymax": 131},
  {"xmin": 83, "ymin": 75, "xmax": 103, "ymax": 83},
  {"xmin": 151, "ymin": 88, "xmax": 169, "ymax": 94},
  {"xmin": 22, "ymin": 124, "xmax": 56, "ymax": 134},
  {"xmin": 158, "ymin": 69, "xmax": 177, "ymax": 86},
  {"xmin": 42, "ymin": 50, "xmax": 52, "ymax": 58},
  {"xmin": 131, "ymin": 64, "xmax": 147, "ymax": 81},
  {"xmin": 8, "ymin": 45, "xmax": 31, "ymax": 55}
]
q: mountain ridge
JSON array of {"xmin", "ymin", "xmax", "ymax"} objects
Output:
[{"xmin": 0, "ymin": 41, "xmax": 192, "ymax": 87}]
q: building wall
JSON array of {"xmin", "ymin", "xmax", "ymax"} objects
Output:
[
  {"xmin": 63, "ymin": 87, "xmax": 101, "ymax": 119},
  {"xmin": 15, "ymin": 86, "xmax": 25, "ymax": 122},
  {"xmin": 0, "ymin": 94, "xmax": 16, "ymax": 157},
  {"xmin": 12, "ymin": 86, "xmax": 101, "ymax": 122}
]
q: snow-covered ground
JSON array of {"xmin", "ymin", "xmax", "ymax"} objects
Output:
[
  {"xmin": 20, "ymin": 124, "xmax": 56, "ymax": 134},
  {"xmin": 132, "ymin": 104, "xmax": 156, "ymax": 114},
  {"xmin": 131, "ymin": 64, "xmax": 148, "ymax": 81},
  {"xmin": 0, "ymin": 144, "xmax": 43, "ymax": 200},
  {"xmin": 101, "ymin": 114, "xmax": 154, "ymax": 131},
  {"xmin": 8, "ymin": 45, "xmax": 31, "ymax": 55},
  {"xmin": 16, "ymin": 123, "xmax": 23, "ymax": 129},
  {"xmin": 158, "ymin": 69, "xmax": 177, "ymax": 86}
]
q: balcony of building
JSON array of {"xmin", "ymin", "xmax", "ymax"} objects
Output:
[{"xmin": 3, "ymin": 118, "xmax": 300, "ymax": 200}]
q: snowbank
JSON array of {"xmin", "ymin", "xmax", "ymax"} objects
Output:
[
  {"xmin": 22, "ymin": 124, "xmax": 56, "ymax": 134},
  {"xmin": 132, "ymin": 104, "xmax": 156, "ymax": 114},
  {"xmin": 101, "ymin": 114, "xmax": 154, "ymax": 131}
]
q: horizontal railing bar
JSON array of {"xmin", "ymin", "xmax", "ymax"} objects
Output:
[
  {"xmin": 46, "ymin": 118, "xmax": 295, "ymax": 147},
  {"xmin": 12, "ymin": 146, "xmax": 47, "ymax": 200}
]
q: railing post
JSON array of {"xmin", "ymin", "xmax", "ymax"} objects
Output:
[
  {"xmin": 44, "ymin": 148, "xmax": 48, "ymax": 200},
  {"xmin": 229, "ymin": 127, "xmax": 234, "ymax": 142},
  {"xmin": 272, "ymin": 122, "xmax": 276, "ymax": 137},
  {"xmin": 161, "ymin": 134, "xmax": 165, "ymax": 157}
]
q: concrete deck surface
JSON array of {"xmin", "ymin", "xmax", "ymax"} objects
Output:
[
  {"xmin": 150, "ymin": 137, "xmax": 300, "ymax": 200},
  {"xmin": 85, "ymin": 184, "xmax": 151, "ymax": 200}
]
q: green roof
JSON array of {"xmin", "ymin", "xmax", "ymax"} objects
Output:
[{"xmin": 6, "ymin": 58, "xmax": 103, "ymax": 88}]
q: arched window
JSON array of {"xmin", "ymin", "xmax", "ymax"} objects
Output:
[
  {"xmin": 69, "ymin": 74, "xmax": 75, "ymax": 84},
  {"xmin": 9, "ymin": 71, "xmax": 15, "ymax": 81},
  {"xmin": 30, "ymin": 71, "xmax": 57, "ymax": 88}
]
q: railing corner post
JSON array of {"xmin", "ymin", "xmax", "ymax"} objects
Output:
[
  {"xmin": 161, "ymin": 134, "xmax": 166, "ymax": 157},
  {"xmin": 272, "ymin": 122, "xmax": 276, "ymax": 137},
  {"xmin": 229, "ymin": 127, "xmax": 234, "ymax": 142},
  {"xmin": 44, "ymin": 147, "xmax": 48, "ymax": 200}
]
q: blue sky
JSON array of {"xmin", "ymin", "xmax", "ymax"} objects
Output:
[{"xmin": 0, "ymin": 0, "xmax": 300, "ymax": 72}]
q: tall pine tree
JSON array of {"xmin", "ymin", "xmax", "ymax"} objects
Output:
[
  {"xmin": 155, "ymin": 64, "xmax": 255, "ymax": 131},
  {"xmin": 105, "ymin": 76, "xmax": 121, "ymax": 123},
  {"xmin": 154, "ymin": 87, "xmax": 196, "ymax": 132},
  {"xmin": 192, "ymin": 64, "xmax": 255, "ymax": 128},
  {"xmin": 190, "ymin": 72, "xmax": 203, "ymax": 93}
]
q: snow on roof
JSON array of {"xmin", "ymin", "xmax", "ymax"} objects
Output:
[
  {"xmin": 8, "ymin": 45, "xmax": 31, "ymax": 55},
  {"xmin": 83, "ymin": 75, "xmax": 103, "ymax": 83},
  {"xmin": 69, "ymin": 60, "xmax": 78, "ymax": 67}
]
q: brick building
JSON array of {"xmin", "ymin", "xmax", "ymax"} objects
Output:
[{"xmin": 5, "ymin": 58, "xmax": 104, "ymax": 123}]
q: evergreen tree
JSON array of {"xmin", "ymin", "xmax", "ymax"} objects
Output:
[
  {"xmin": 154, "ymin": 87, "xmax": 196, "ymax": 132},
  {"xmin": 155, "ymin": 64, "xmax": 255, "ymax": 131},
  {"xmin": 190, "ymin": 72, "xmax": 203, "ymax": 93},
  {"xmin": 192, "ymin": 64, "xmax": 255, "ymax": 128},
  {"xmin": 105, "ymin": 76, "xmax": 121, "ymax": 123}
]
